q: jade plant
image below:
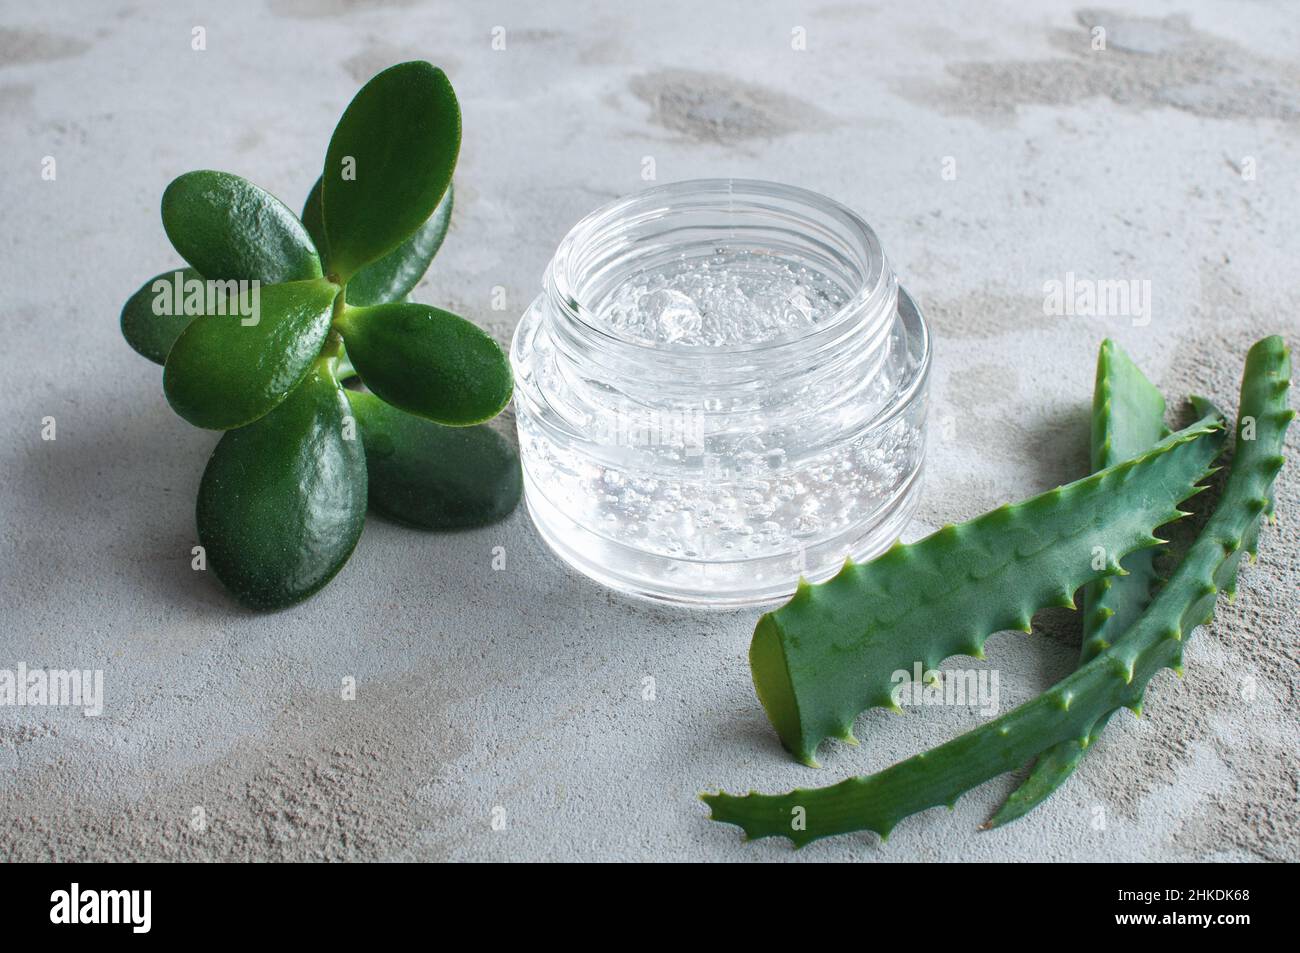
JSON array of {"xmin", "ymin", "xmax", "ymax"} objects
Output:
[
  {"xmin": 704, "ymin": 336, "xmax": 1291, "ymax": 845},
  {"xmin": 120, "ymin": 62, "xmax": 520, "ymax": 609}
]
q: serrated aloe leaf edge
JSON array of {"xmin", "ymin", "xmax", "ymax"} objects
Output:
[
  {"xmin": 750, "ymin": 406, "xmax": 1227, "ymax": 768},
  {"xmin": 987, "ymin": 339, "xmax": 1171, "ymax": 827},
  {"xmin": 704, "ymin": 336, "xmax": 1292, "ymax": 847}
]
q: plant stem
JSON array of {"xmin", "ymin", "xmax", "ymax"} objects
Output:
[
  {"xmin": 319, "ymin": 315, "xmax": 345, "ymax": 379},
  {"xmin": 322, "ymin": 290, "xmax": 359, "ymax": 382}
]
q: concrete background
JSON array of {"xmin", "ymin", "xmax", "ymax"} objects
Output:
[{"xmin": 1, "ymin": 0, "xmax": 1296, "ymax": 861}]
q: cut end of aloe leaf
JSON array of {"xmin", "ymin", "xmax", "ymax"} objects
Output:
[{"xmin": 750, "ymin": 613, "xmax": 814, "ymax": 766}]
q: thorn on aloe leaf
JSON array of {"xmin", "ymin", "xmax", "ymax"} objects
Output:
[
  {"xmin": 792, "ymin": 576, "xmax": 813, "ymax": 604},
  {"xmin": 1111, "ymin": 656, "xmax": 1136, "ymax": 684},
  {"xmin": 1085, "ymin": 636, "xmax": 1110, "ymax": 656}
]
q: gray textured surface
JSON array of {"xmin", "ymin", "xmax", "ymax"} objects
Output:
[{"xmin": 1, "ymin": 0, "xmax": 1297, "ymax": 861}]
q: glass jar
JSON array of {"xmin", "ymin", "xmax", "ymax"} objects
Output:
[{"xmin": 511, "ymin": 179, "xmax": 931, "ymax": 607}]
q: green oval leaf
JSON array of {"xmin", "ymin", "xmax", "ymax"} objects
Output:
[
  {"xmin": 322, "ymin": 62, "xmax": 459, "ymax": 280},
  {"xmin": 162, "ymin": 170, "xmax": 322, "ymax": 283},
  {"xmin": 303, "ymin": 176, "xmax": 453, "ymax": 307},
  {"xmin": 164, "ymin": 277, "xmax": 338, "ymax": 430},
  {"xmin": 197, "ymin": 364, "xmax": 367, "ymax": 610},
  {"xmin": 347, "ymin": 390, "xmax": 520, "ymax": 529},
  {"xmin": 337, "ymin": 301, "xmax": 511, "ymax": 425},
  {"xmin": 120, "ymin": 267, "xmax": 203, "ymax": 364},
  {"xmin": 301, "ymin": 176, "xmax": 328, "ymax": 266}
]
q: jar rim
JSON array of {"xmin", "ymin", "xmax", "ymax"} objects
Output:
[{"xmin": 546, "ymin": 177, "xmax": 894, "ymax": 357}]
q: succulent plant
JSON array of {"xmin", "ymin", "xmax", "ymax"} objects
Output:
[
  {"xmin": 986, "ymin": 340, "xmax": 1169, "ymax": 827},
  {"xmin": 748, "ymin": 407, "xmax": 1227, "ymax": 767},
  {"xmin": 703, "ymin": 336, "xmax": 1292, "ymax": 846},
  {"xmin": 120, "ymin": 62, "xmax": 520, "ymax": 609}
]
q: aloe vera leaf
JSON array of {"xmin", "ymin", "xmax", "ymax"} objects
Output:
[
  {"xmin": 988, "ymin": 340, "xmax": 1170, "ymax": 827},
  {"xmin": 1081, "ymin": 342, "xmax": 1175, "ymax": 652},
  {"xmin": 703, "ymin": 336, "xmax": 1292, "ymax": 846},
  {"xmin": 749, "ymin": 410, "xmax": 1226, "ymax": 768}
]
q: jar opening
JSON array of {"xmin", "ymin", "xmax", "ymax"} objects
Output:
[{"xmin": 547, "ymin": 179, "xmax": 894, "ymax": 356}]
